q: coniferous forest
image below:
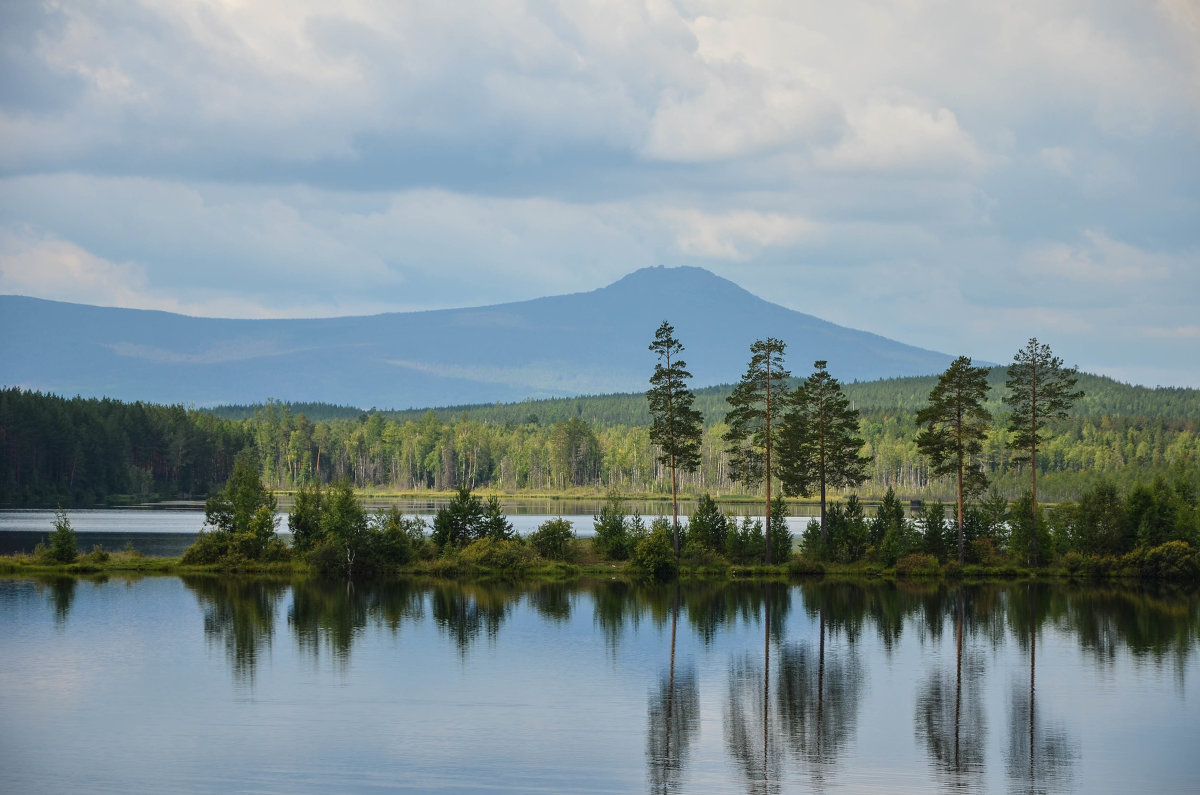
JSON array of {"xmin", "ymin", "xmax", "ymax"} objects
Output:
[{"xmin": 2, "ymin": 367, "xmax": 1196, "ymax": 509}]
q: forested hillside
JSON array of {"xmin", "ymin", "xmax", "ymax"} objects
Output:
[{"xmin": 4, "ymin": 372, "xmax": 1197, "ymax": 507}]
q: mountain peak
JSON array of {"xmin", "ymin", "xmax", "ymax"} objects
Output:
[{"xmin": 0, "ymin": 268, "xmax": 954, "ymax": 407}]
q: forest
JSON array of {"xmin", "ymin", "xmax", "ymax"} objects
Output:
[{"xmin": 1, "ymin": 366, "xmax": 1196, "ymax": 508}]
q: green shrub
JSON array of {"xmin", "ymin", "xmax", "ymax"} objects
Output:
[
  {"xmin": 787, "ymin": 556, "xmax": 825, "ymax": 577},
  {"xmin": 894, "ymin": 553, "xmax": 940, "ymax": 577},
  {"xmin": 47, "ymin": 509, "xmax": 77, "ymax": 564},
  {"xmin": 1139, "ymin": 541, "xmax": 1199, "ymax": 581},
  {"xmin": 84, "ymin": 544, "xmax": 110, "ymax": 565},
  {"xmin": 460, "ymin": 537, "xmax": 532, "ymax": 575},
  {"xmin": 529, "ymin": 518, "xmax": 575, "ymax": 561},
  {"xmin": 593, "ymin": 493, "xmax": 632, "ymax": 560},
  {"xmin": 180, "ymin": 530, "xmax": 228, "ymax": 565},
  {"xmin": 633, "ymin": 518, "xmax": 678, "ymax": 581},
  {"xmin": 1061, "ymin": 550, "xmax": 1085, "ymax": 576}
]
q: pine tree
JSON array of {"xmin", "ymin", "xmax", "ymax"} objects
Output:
[
  {"xmin": 723, "ymin": 338, "xmax": 789, "ymax": 564},
  {"xmin": 915, "ymin": 356, "xmax": 992, "ymax": 564},
  {"xmin": 1003, "ymin": 339, "xmax": 1083, "ymax": 564},
  {"xmin": 647, "ymin": 321, "xmax": 703, "ymax": 557},
  {"xmin": 779, "ymin": 360, "xmax": 869, "ymax": 550}
]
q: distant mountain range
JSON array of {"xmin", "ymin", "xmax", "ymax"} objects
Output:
[{"xmin": 0, "ymin": 266, "xmax": 957, "ymax": 407}]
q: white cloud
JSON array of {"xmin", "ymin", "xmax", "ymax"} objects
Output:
[{"xmin": 661, "ymin": 208, "xmax": 819, "ymax": 260}]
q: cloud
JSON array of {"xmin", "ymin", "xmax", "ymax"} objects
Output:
[{"xmin": 0, "ymin": 1, "xmax": 1197, "ymax": 386}]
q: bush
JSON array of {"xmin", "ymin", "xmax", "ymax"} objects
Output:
[
  {"xmin": 1139, "ymin": 541, "xmax": 1200, "ymax": 581},
  {"xmin": 529, "ymin": 518, "xmax": 575, "ymax": 561},
  {"xmin": 180, "ymin": 530, "xmax": 228, "ymax": 565},
  {"xmin": 460, "ymin": 537, "xmax": 533, "ymax": 575},
  {"xmin": 84, "ymin": 544, "xmax": 110, "ymax": 565},
  {"xmin": 726, "ymin": 516, "xmax": 764, "ymax": 563},
  {"xmin": 894, "ymin": 553, "xmax": 940, "ymax": 577},
  {"xmin": 47, "ymin": 509, "xmax": 77, "ymax": 564},
  {"xmin": 787, "ymin": 556, "xmax": 825, "ymax": 577},
  {"xmin": 593, "ymin": 493, "xmax": 632, "ymax": 560},
  {"xmin": 633, "ymin": 519, "xmax": 677, "ymax": 581}
]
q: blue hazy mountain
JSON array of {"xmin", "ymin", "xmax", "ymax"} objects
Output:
[{"xmin": 1, "ymin": 266, "xmax": 956, "ymax": 407}]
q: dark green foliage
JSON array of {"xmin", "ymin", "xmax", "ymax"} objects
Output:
[
  {"xmin": 367, "ymin": 507, "xmax": 428, "ymax": 566},
  {"xmin": 204, "ymin": 450, "xmax": 278, "ymax": 536},
  {"xmin": 1128, "ymin": 476, "xmax": 1199, "ymax": 550},
  {"xmin": 778, "ymin": 361, "xmax": 869, "ymax": 548},
  {"xmin": 482, "ymin": 496, "xmax": 515, "ymax": 541},
  {"xmin": 688, "ymin": 493, "xmax": 730, "ymax": 552},
  {"xmin": 1008, "ymin": 493, "xmax": 1050, "ymax": 566},
  {"xmin": 431, "ymin": 486, "xmax": 492, "ymax": 550},
  {"xmin": 5, "ymin": 372, "xmax": 1199, "ymax": 510},
  {"xmin": 823, "ymin": 495, "xmax": 869, "ymax": 563},
  {"xmin": 1136, "ymin": 541, "xmax": 1200, "ymax": 581},
  {"xmin": 918, "ymin": 501, "xmax": 950, "ymax": 562},
  {"xmin": 647, "ymin": 321, "xmax": 703, "ymax": 546},
  {"xmin": 288, "ymin": 482, "xmax": 323, "ymax": 552},
  {"xmin": 894, "ymin": 553, "xmax": 940, "ymax": 577},
  {"xmin": 1004, "ymin": 338, "xmax": 1083, "ymax": 564},
  {"xmin": 529, "ymin": 518, "xmax": 575, "ymax": 560},
  {"xmin": 870, "ymin": 487, "xmax": 905, "ymax": 549},
  {"xmin": 460, "ymin": 537, "xmax": 533, "ymax": 576},
  {"xmin": 633, "ymin": 518, "xmax": 679, "ymax": 581},
  {"xmin": 593, "ymin": 492, "xmax": 633, "ymax": 560},
  {"xmin": 915, "ymin": 356, "xmax": 992, "ymax": 563},
  {"xmin": 769, "ymin": 496, "xmax": 793, "ymax": 560},
  {"xmin": 723, "ymin": 337, "xmax": 789, "ymax": 562},
  {"xmin": 184, "ymin": 450, "xmax": 287, "ymax": 565},
  {"xmin": 47, "ymin": 508, "xmax": 77, "ymax": 564},
  {"xmin": 300, "ymin": 484, "xmax": 429, "ymax": 576},
  {"xmin": 726, "ymin": 516, "xmax": 765, "ymax": 563}
]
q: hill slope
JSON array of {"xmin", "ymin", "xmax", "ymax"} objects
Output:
[{"xmin": 1, "ymin": 265, "xmax": 955, "ymax": 407}]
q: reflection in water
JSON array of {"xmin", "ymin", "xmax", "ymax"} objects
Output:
[
  {"xmin": 290, "ymin": 579, "xmax": 427, "ymax": 669},
  {"xmin": 527, "ymin": 582, "xmax": 572, "ymax": 623},
  {"xmin": 431, "ymin": 582, "xmax": 513, "ymax": 657},
  {"xmin": 914, "ymin": 588, "xmax": 987, "ymax": 787},
  {"xmin": 647, "ymin": 585, "xmax": 699, "ymax": 794},
  {"xmin": 184, "ymin": 575, "xmax": 288, "ymax": 686},
  {"xmin": 1006, "ymin": 585, "xmax": 1078, "ymax": 794},
  {"xmin": 724, "ymin": 585, "xmax": 782, "ymax": 795},
  {"xmin": 45, "ymin": 576, "xmax": 76, "ymax": 626},
  {"xmin": 10, "ymin": 574, "xmax": 1198, "ymax": 791},
  {"xmin": 777, "ymin": 595, "xmax": 864, "ymax": 780}
]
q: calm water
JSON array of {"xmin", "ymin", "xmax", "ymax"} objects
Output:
[
  {"xmin": 1, "ymin": 578, "xmax": 1197, "ymax": 793},
  {"xmin": 0, "ymin": 506, "xmax": 815, "ymax": 556}
]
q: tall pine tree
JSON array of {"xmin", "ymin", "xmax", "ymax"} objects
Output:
[
  {"xmin": 778, "ymin": 360, "xmax": 869, "ymax": 553},
  {"xmin": 1004, "ymin": 338, "xmax": 1082, "ymax": 564},
  {"xmin": 723, "ymin": 338, "xmax": 789, "ymax": 564},
  {"xmin": 647, "ymin": 321, "xmax": 703, "ymax": 558},
  {"xmin": 915, "ymin": 356, "xmax": 992, "ymax": 564}
]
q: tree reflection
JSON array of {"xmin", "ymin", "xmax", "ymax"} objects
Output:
[
  {"xmin": 430, "ymin": 582, "xmax": 514, "ymax": 657},
  {"xmin": 184, "ymin": 575, "xmax": 288, "ymax": 686},
  {"xmin": 724, "ymin": 585, "xmax": 783, "ymax": 795},
  {"xmin": 1005, "ymin": 584, "xmax": 1078, "ymax": 794},
  {"xmin": 43, "ymin": 576, "xmax": 76, "ymax": 626},
  {"xmin": 778, "ymin": 585, "xmax": 864, "ymax": 782},
  {"xmin": 527, "ymin": 582, "xmax": 572, "ymax": 623},
  {"xmin": 647, "ymin": 585, "xmax": 699, "ymax": 793},
  {"xmin": 590, "ymin": 580, "xmax": 645, "ymax": 655},
  {"xmin": 914, "ymin": 588, "xmax": 987, "ymax": 787}
]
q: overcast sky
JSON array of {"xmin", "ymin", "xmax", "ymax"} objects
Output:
[{"xmin": 1, "ymin": 1, "xmax": 1197, "ymax": 387}]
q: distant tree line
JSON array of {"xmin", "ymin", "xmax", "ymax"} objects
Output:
[{"xmin": 2, "ymin": 361, "xmax": 1197, "ymax": 509}]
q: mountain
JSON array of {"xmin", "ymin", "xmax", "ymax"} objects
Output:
[{"xmin": 0, "ymin": 266, "xmax": 956, "ymax": 407}]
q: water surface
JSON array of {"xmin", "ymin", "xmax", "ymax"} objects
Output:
[{"xmin": 2, "ymin": 578, "xmax": 1197, "ymax": 793}]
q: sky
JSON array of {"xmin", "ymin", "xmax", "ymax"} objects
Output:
[{"xmin": 1, "ymin": 0, "xmax": 1198, "ymax": 388}]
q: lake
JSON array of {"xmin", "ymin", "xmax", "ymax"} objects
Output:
[
  {"xmin": 1, "ymin": 577, "xmax": 1197, "ymax": 793},
  {"xmin": 0, "ymin": 505, "xmax": 818, "ymax": 557}
]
